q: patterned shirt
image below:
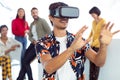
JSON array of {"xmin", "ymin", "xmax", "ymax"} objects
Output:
[{"xmin": 36, "ymin": 31, "xmax": 90, "ymax": 80}]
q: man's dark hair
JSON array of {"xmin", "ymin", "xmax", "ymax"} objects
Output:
[
  {"xmin": 49, "ymin": 2, "xmax": 68, "ymax": 25},
  {"xmin": 89, "ymin": 6, "xmax": 101, "ymax": 16},
  {"xmin": 31, "ymin": 7, "xmax": 38, "ymax": 12},
  {"xmin": 0, "ymin": 25, "xmax": 8, "ymax": 33},
  {"xmin": 49, "ymin": 2, "xmax": 68, "ymax": 17}
]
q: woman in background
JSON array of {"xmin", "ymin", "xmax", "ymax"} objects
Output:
[
  {"xmin": 11, "ymin": 8, "xmax": 29, "ymax": 63},
  {"xmin": 88, "ymin": 6, "xmax": 106, "ymax": 80}
]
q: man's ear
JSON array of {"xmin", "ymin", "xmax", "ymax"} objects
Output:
[
  {"xmin": 49, "ymin": 15, "xmax": 53, "ymax": 21},
  {"xmin": 48, "ymin": 15, "xmax": 53, "ymax": 26}
]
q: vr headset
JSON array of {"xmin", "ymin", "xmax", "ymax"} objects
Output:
[{"xmin": 50, "ymin": 6, "xmax": 79, "ymax": 18}]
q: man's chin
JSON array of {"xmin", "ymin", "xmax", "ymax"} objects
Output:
[
  {"xmin": 34, "ymin": 17, "xmax": 39, "ymax": 20},
  {"xmin": 59, "ymin": 27, "xmax": 66, "ymax": 30}
]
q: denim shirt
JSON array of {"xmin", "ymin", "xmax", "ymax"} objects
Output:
[{"xmin": 36, "ymin": 31, "xmax": 90, "ymax": 80}]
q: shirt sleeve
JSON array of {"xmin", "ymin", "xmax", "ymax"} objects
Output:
[
  {"xmin": 25, "ymin": 21, "xmax": 30, "ymax": 30},
  {"xmin": 10, "ymin": 38, "xmax": 21, "ymax": 45},
  {"xmin": 35, "ymin": 40, "xmax": 50, "ymax": 61},
  {"xmin": 28, "ymin": 23, "xmax": 35, "ymax": 42},
  {"xmin": 42, "ymin": 19, "xmax": 51, "ymax": 34},
  {"xmin": 0, "ymin": 47, "xmax": 5, "ymax": 56},
  {"xmin": 84, "ymin": 43, "xmax": 90, "ymax": 53},
  {"xmin": 12, "ymin": 20, "xmax": 18, "ymax": 35},
  {"xmin": 81, "ymin": 38, "xmax": 90, "ymax": 53}
]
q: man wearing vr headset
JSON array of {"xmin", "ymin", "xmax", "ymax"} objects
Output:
[{"xmin": 36, "ymin": 2, "xmax": 120, "ymax": 80}]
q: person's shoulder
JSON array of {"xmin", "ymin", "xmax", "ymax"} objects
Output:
[
  {"xmin": 30, "ymin": 21, "xmax": 34, "ymax": 26},
  {"xmin": 100, "ymin": 18, "xmax": 106, "ymax": 24},
  {"xmin": 12, "ymin": 18, "xmax": 17, "ymax": 22},
  {"xmin": 38, "ymin": 33, "xmax": 52, "ymax": 42},
  {"xmin": 67, "ymin": 31, "xmax": 75, "ymax": 37},
  {"xmin": 92, "ymin": 20, "xmax": 96, "ymax": 23},
  {"xmin": 39, "ymin": 17, "xmax": 47, "ymax": 21},
  {"xmin": 100, "ymin": 18, "xmax": 105, "ymax": 21},
  {"xmin": 25, "ymin": 21, "xmax": 29, "ymax": 23},
  {"xmin": 102, "ymin": 18, "xmax": 106, "ymax": 22},
  {"xmin": 8, "ymin": 37, "xmax": 15, "ymax": 41},
  {"xmin": 30, "ymin": 21, "xmax": 34, "ymax": 24},
  {"xmin": 39, "ymin": 17, "xmax": 44, "ymax": 20}
]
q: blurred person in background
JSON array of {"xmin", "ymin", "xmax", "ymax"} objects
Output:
[
  {"xmin": 11, "ymin": 8, "xmax": 29, "ymax": 64},
  {"xmin": 88, "ymin": 6, "xmax": 106, "ymax": 80},
  {"xmin": 0, "ymin": 25, "xmax": 20, "ymax": 80},
  {"xmin": 17, "ymin": 7, "xmax": 51, "ymax": 80}
]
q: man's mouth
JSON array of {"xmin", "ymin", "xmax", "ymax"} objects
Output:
[{"xmin": 60, "ymin": 19, "xmax": 68, "ymax": 23}]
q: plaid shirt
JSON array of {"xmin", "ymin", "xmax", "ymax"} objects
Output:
[{"xmin": 36, "ymin": 31, "xmax": 90, "ymax": 80}]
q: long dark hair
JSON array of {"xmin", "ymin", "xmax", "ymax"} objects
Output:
[{"xmin": 16, "ymin": 8, "xmax": 26, "ymax": 21}]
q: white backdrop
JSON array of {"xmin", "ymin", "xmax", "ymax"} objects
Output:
[
  {"xmin": 85, "ymin": 39, "xmax": 120, "ymax": 80},
  {"xmin": 0, "ymin": 0, "xmax": 120, "ymax": 39},
  {"xmin": 0, "ymin": 0, "xmax": 120, "ymax": 80}
]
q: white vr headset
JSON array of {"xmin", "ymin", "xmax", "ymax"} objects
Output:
[{"xmin": 50, "ymin": 6, "xmax": 79, "ymax": 18}]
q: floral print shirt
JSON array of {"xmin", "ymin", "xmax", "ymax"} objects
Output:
[{"xmin": 36, "ymin": 31, "xmax": 90, "ymax": 80}]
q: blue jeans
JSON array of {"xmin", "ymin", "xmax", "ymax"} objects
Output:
[{"xmin": 15, "ymin": 36, "xmax": 27, "ymax": 63}]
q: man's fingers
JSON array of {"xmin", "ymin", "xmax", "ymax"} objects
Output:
[
  {"xmin": 103, "ymin": 22, "xmax": 114, "ymax": 31},
  {"xmin": 108, "ymin": 23, "xmax": 114, "ymax": 31},
  {"xmin": 103, "ymin": 22, "xmax": 110, "ymax": 29},
  {"xmin": 85, "ymin": 38, "xmax": 91, "ymax": 43},
  {"xmin": 76, "ymin": 25, "xmax": 88, "ymax": 37},
  {"xmin": 112, "ymin": 30, "xmax": 120, "ymax": 35},
  {"xmin": 79, "ymin": 25, "xmax": 88, "ymax": 33}
]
